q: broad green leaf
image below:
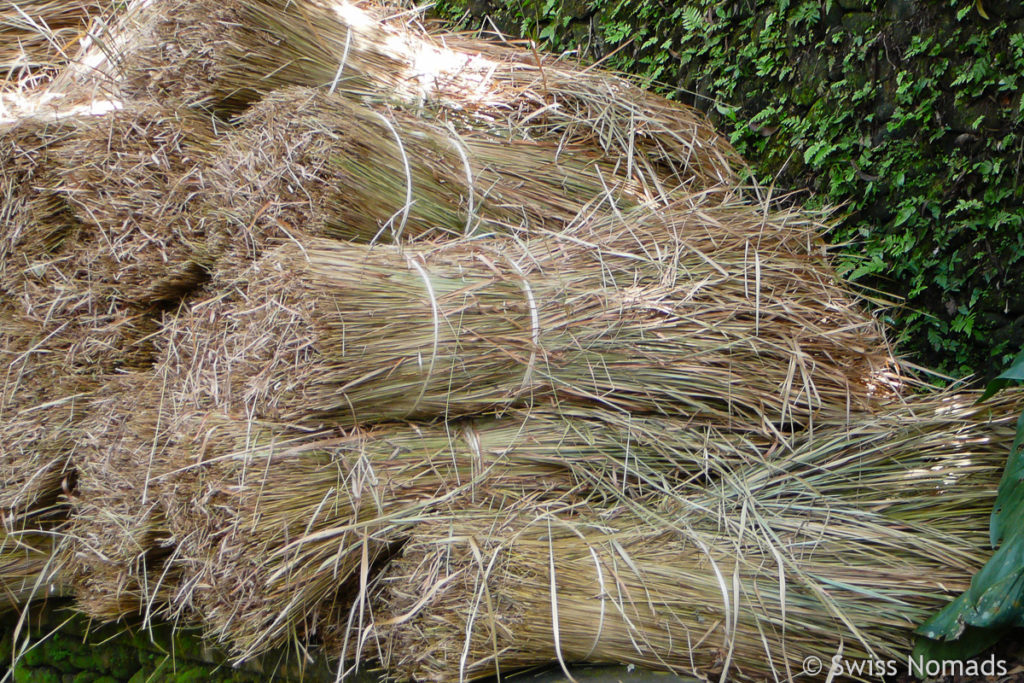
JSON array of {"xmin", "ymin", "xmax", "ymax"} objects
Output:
[
  {"xmin": 978, "ymin": 347, "xmax": 1024, "ymax": 402},
  {"xmin": 913, "ymin": 624, "xmax": 1007, "ymax": 665},
  {"xmin": 917, "ymin": 591, "xmax": 973, "ymax": 641},
  {"xmin": 917, "ymin": 535, "xmax": 1024, "ymax": 640},
  {"xmin": 990, "ymin": 410, "xmax": 1024, "ymax": 546}
]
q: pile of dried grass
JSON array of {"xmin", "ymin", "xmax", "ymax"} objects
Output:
[
  {"xmin": 206, "ymin": 87, "xmax": 643, "ymax": 254},
  {"xmin": 0, "ymin": 301, "xmax": 104, "ymax": 522},
  {"xmin": 1, "ymin": 102, "xmax": 213, "ymax": 522},
  {"xmin": 35, "ymin": 101, "xmax": 221, "ymax": 305},
  {"xmin": 53, "ymin": 0, "xmax": 738, "ymax": 195},
  {"xmin": 0, "ymin": 0, "xmax": 100, "ymax": 89},
  {"xmin": 1, "ymin": 1, "xmax": 1012, "ymax": 680},
  {"xmin": 0, "ymin": 527, "xmax": 63, "ymax": 612},
  {"xmin": 366, "ymin": 390, "xmax": 1019, "ymax": 681},
  {"xmin": 161, "ymin": 204, "xmax": 898, "ymax": 433},
  {"xmin": 1, "ymin": 101, "xmax": 215, "ymax": 539}
]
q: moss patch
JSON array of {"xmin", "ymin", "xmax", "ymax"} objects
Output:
[{"xmin": 0, "ymin": 603, "xmax": 337, "ymax": 682}]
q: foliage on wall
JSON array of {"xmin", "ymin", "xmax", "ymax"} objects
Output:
[{"xmin": 435, "ymin": 0, "xmax": 1024, "ymax": 380}]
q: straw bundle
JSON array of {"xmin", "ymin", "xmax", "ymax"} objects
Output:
[
  {"xmin": 159, "ymin": 415, "xmax": 594, "ymax": 659},
  {"xmin": 0, "ymin": 529, "xmax": 63, "ymax": 612},
  {"xmin": 162, "ymin": 208, "xmax": 898, "ymax": 433},
  {"xmin": 37, "ymin": 100, "xmax": 221, "ymax": 305},
  {"xmin": 57, "ymin": 374, "xmax": 183, "ymax": 622},
  {"xmin": 368, "ymin": 392, "xmax": 1021, "ymax": 680},
  {"xmin": 0, "ymin": 0, "xmax": 99, "ymax": 89},
  {"xmin": 207, "ymin": 87, "xmax": 642, "ymax": 256},
  {"xmin": 154, "ymin": 395, "xmax": 782, "ymax": 659},
  {"xmin": 0, "ymin": 114, "xmax": 81, "ymax": 279},
  {"xmin": 369, "ymin": 498, "xmax": 984, "ymax": 682},
  {"xmin": 56, "ymin": 0, "xmax": 737, "ymax": 194}
]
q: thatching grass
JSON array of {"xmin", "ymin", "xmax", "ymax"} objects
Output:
[
  {"xmin": 157, "ymin": 414, "xmax": 588, "ymax": 659},
  {"xmin": 0, "ymin": 527, "xmax": 63, "ymax": 612},
  {"xmin": 366, "ymin": 390, "xmax": 1020, "ymax": 681},
  {"xmin": 147, "ymin": 391, "xmax": 1012, "ymax": 665},
  {"xmin": 54, "ymin": 0, "xmax": 738, "ymax": 195},
  {"xmin": 0, "ymin": 0, "xmax": 100, "ymax": 90},
  {"xmin": 206, "ymin": 86, "xmax": 643, "ymax": 255},
  {"xmin": 2, "ymin": 103, "xmax": 213, "ymax": 527},
  {"xmin": 0, "ymin": 113, "xmax": 81, "ymax": 277},
  {"xmin": 57, "ymin": 373, "xmax": 189, "ymax": 624},
  {"xmin": 369, "ymin": 500, "xmax": 981, "ymax": 682},
  {"xmin": 37, "ymin": 100, "xmax": 221, "ymax": 305},
  {"xmin": 1, "ymin": 97, "xmax": 166, "ymax": 518},
  {"xmin": 1, "ymin": 100, "xmax": 212, "ymax": 542},
  {"xmin": 144, "ymin": 399, "xmax": 767, "ymax": 659},
  {"xmin": 1, "ymin": 2, "xmax": 1010, "ymax": 678},
  {"xmin": 161, "ymin": 201, "xmax": 899, "ymax": 433}
]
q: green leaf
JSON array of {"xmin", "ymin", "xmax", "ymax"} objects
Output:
[
  {"xmin": 681, "ymin": 6, "xmax": 704, "ymax": 32},
  {"xmin": 913, "ymin": 624, "xmax": 1007, "ymax": 665},
  {"xmin": 893, "ymin": 204, "xmax": 916, "ymax": 227},
  {"xmin": 989, "ymin": 410, "xmax": 1024, "ymax": 547},
  {"xmin": 978, "ymin": 347, "xmax": 1024, "ymax": 402},
  {"xmin": 917, "ymin": 534, "xmax": 1024, "ymax": 641}
]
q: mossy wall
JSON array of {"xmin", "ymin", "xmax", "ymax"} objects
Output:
[
  {"xmin": 436, "ymin": 0, "xmax": 1024, "ymax": 379},
  {"xmin": 0, "ymin": 602, "xmax": 337, "ymax": 682}
]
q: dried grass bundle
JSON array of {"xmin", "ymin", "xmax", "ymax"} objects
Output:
[
  {"xmin": 159, "ymin": 415, "xmax": 593, "ymax": 659},
  {"xmin": 207, "ymin": 86, "xmax": 642, "ymax": 254},
  {"xmin": 36, "ymin": 100, "xmax": 221, "ymax": 305},
  {"xmin": 58, "ymin": 374, "xmax": 183, "ymax": 623},
  {"xmin": 0, "ymin": 0, "xmax": 100, "ymax": 89},
  {"xmin": 0, "ymin": 528, "xmax": 63, "ymax": 611},
  {"xmin": 369, "ymin": 501, "xmax": 982, "ymax": 681},
  {"xmin": 368, "ymin": 391, "xmax": 1020, "ymax": 680},
  {"xmin": 163, "ymin": 204, "xmax": 898, "ymax": 434},
  {"xmin": 57, "ymin": 0, "xmax": 738, "ymax": 194}
]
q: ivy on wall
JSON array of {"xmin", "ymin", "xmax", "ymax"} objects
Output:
[{"xmin": 434, "ymin": 0, "xmax": 1024, "ymax": 380}]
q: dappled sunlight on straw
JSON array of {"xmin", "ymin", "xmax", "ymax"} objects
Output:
[{"xmin": 1, "ymin": 0, "xmax": 1019, "ymax": 679}]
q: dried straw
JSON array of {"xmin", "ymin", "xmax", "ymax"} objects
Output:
[
  {"xmin": 36, "ymin": 100, "xmax": 222, "ymax": 305},
  {"xmin": 2, "ymin": 104, "xmax": 213, "ymax": 527},
  {"xmin": 147, "ymin": 389, "xmax": 782, "ymax": 660},
  {"xmin": 368, "ymin": 391, "xmax": 1019, "ymax": 681},
  {"xmin": 0, "ymin": 113, "xmax": 80, "ymax": 279},
  {"xmin": 369, "ymin": 501, "xmax": 979, "ymax": 682},
  {"xmin": 163, "ymin": 203, "xmax": 899, "ymax": 434},
  {"xmin": 58, "ymin": 374, "xmax": 182, "ymax": 623},
  {"xmin": 55, "ymin": 0, "xmax": 738, "ymax": 194},
  {"xmin": 158, "ymin": 414, "xmax": 589, "ymax": 659},
  {"xmin": 207, "ymin": 86, "xmax": 642, "ymax": 256},
  {"xmin": 0, "ymin": 528, "xmax": 63, "ymax": 612},
  {"xmin": 0, "ymin": 0, "xmax": 100, "ymax": 90},
  {"xmin": 1, "ymin": 101, "xmax": 167, "ymax": 514},
  {"xmin": 0, "ymin": 301, "xmax": 104, "ymax": 521}
]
